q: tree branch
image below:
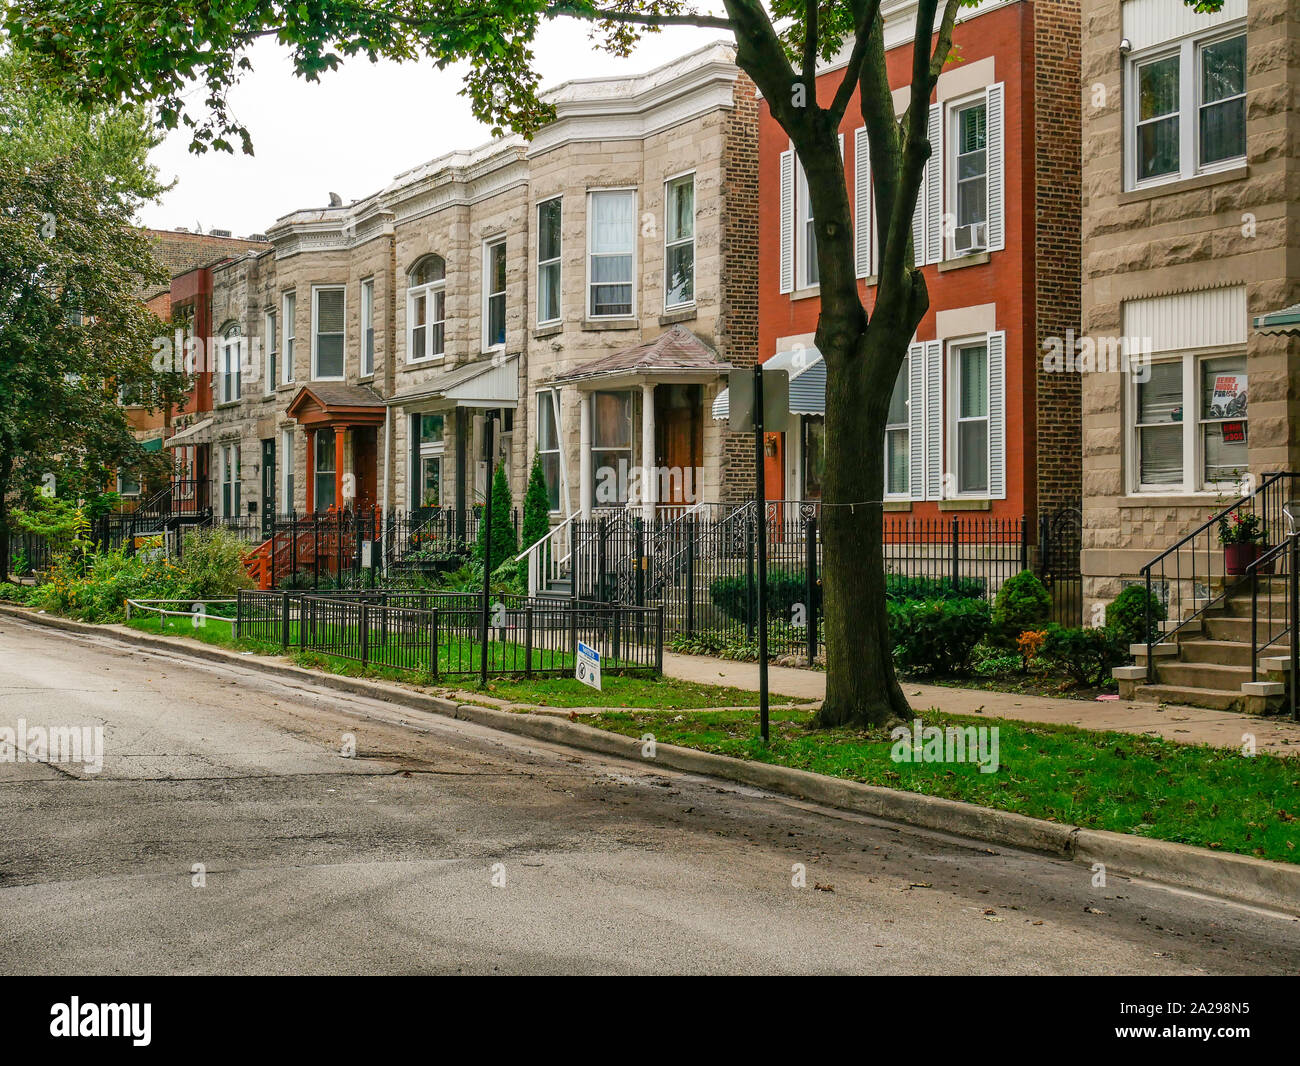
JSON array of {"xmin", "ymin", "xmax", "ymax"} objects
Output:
[
  {"xmin": 827, "ymin": 0, "xmax": 882, "ymax": 126},
  {"xmin": 547, "ymin": 3, "xmax": 735, "ymax": 30},
  {"xmin": 802, "ymin": 0, "xmax": 819, "ymax": 91}
]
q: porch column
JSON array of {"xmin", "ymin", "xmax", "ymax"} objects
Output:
[
  {"xmin": 579, "ymin": 391, "xmax": 593, "ymax": 519},
  {"xmin": 305, "ymin": 430, "xmax": 315, "ymax": 513},
  {"xmin": 641, "ymin": 382, "xmax": 655, "ymax": 522},
  {"xmin": 334, "ymin": 424, "xmax": 347, "ymax": 511}
]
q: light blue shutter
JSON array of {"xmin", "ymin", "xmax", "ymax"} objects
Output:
[
  {"xmin": 925, "ymin": 340, "xmax": 943, "ymax": 499},
  {"xmin": 908, "ymin": 344, "xmax": 925, "ymax": 500},
  {"xmin": 986, "ymin": 83, "xmax": 1005, "ymax": 252},
  {"xmin": 854, "ymin": 128, "xmax": 872, "ymax": 278},
  {"xmin": 926, "ymin": 102, "xmax": 943, "ymax": 264},
  {"xmin": 987, "ymin": 330, "xmax": 1006, "ymax": 498},
  {"xmin": 779, "ymin": 149, "xmax": 795, "ymax": 293}
]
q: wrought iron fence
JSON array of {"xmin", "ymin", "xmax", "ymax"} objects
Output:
[
  {"xmin": 5, "ymin": 531, "xmax": 52, "ymax": 575},
  {"xmin": 235, "ymin": 588, "xmax": 661, "ymax": 679}
]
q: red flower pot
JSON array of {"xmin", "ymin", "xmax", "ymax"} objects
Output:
[{"xmin": 1224, "ymin": 543, "xmax": 1260, "ymax": 575}]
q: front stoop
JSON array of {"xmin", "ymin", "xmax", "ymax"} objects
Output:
[{"xmin": 1114, "ymin": 589, "xmax": 1290, "ymax": 714}]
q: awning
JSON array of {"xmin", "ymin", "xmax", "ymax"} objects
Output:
[
  {"xmin": 1254, "ymin": 303, "xmax": 1300, "ymax": 335},
  {"xmin": 551, "ymin": 325, "xmax": 731, "ymax": 388},
  {"xmin": 164, "ymin": 417, "xmax": 214, "ymax": 447},
  {"xmin": 391, "ymin": 354, "xmax": 519, "ymax": 410},
  {"xmin": 140, "ymin": 436, "xmax": 163, "ymax": 453},
  {"xmin": 286, "ymin": 383, "xmax": 386, "ymax": 427},
  {"xmin": 711, "ymin": 347, "xmax": 826, "ymax": 420}
]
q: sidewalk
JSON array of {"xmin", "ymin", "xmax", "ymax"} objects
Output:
[{"xmin": 663, "ymin": 652, "xmax": 1300, "ymax": 756}]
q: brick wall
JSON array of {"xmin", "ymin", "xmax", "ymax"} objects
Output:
[
  {"xmin": 138, "ymin": 228, "xmax": 270, "ymax": 298},
  {"xmin": 1033, "ymin": 0, "xmax": 1083, "ymax": 520},
  {"xmin": 718, "ymin": 73, "xmax": 760, "ymax": 504}
]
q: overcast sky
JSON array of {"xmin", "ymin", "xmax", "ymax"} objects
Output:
[{"xmin": 137, "ymin": 22, "xmax": 724, "ymax": 238}]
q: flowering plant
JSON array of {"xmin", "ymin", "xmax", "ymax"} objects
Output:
[{"xmin": 1218, "ymin": 511, "xmax": 1264, "ymax": 545}]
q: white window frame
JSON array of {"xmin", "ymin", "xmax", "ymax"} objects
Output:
[
  {"xmin": 360, "ymin": 277, "xmax": 375, "ymax": 377},
  {"xmin": 1124, "ymin": 24, "xmax": 1247, "ymax": 191},
  {"xmin": 536, "ymin": 197, "xmax": 562, "ymax": 327},
  {"xmin": 1126, "ymin": 347, "xmax": 1247, "ymax": 495},
  {"xmin": 946, "ymin": 92, "xmax": 989, "ymax": 257},
  {"xmin": 220, "ymin": 443, "xmax": 241, "ymax": 519},
  {"xmin": 795, "ymin": 162, "xmax": 818, "ymax": 290},
  {"xmin": 406, "ymin": 256, "xmax": 446, "ymax": 364},
  {"xmin": 311, "ymin": 284, "xmax": 346, "ymax": 382},
  {"xmin": 281, "ymin": 292, "xmax": 295, "ymax": 385},
  {"xmin": 947, "ymin": 337, "xmax": 992, "ymax": 499},
  {"xmin": 663, "ymin": 171, "xmax": 696, "ymax": 311},
  {"xmin": 586, "ymin": 188, "xmax": 637, "ymax": 319},
  {"xmin": 116, "ymin": 470, "xmax": 142, "ymax": 498},
  {"xmin": 482, "ymin": 236, "xmax": 507, "ymax": 353},
  {"xmin": 280, "ymin": 428, "xmax": 295, "ymax": 514},
  {"xmin": 536, "ymin": 388, "xmax": 563, "ymax": 514},
  {"xmin": 263, "ymin": 309, "xmax": 277, "ymax": 396},
  {"xmin": 883, "ymin": 362, "xmax": 910, "ymax": 500},
  {"xmin": 219, "ymin": 323, "xmax": 242, "ymax": 405}
]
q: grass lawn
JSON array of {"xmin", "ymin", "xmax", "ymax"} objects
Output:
[
  {"xmin": 585, "ymin": 706, "xmax": 1300, "ymax": 865},
  {"xmin": 121, "ymin": 613, "xmax": 796, "ymax": 710}
]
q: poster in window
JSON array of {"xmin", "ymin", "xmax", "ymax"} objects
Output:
[{"xmin": 1208, "ymin": 373, "xmax": 1247, "ymax": 420}]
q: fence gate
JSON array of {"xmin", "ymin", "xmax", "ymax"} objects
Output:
[{"xmin": 1039, "ymin": 506, "xmax": 1083, "ymax": 627}]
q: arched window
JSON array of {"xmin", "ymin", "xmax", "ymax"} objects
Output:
[
  {"xmin": 408, "ymin": 255, "xmax": 446, "ymax": 362},
  {"xmin": 219, "ymin": 322, "xmax": 242, "ymax": 404}
]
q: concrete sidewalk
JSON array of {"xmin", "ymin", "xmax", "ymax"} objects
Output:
[{"xmin": 663, "ymin": 652, "xmax": 1300, "ymax": 756}]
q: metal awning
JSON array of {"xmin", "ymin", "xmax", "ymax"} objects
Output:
[
  {"xmin": 164, "ymin": 417, "xmax": 214, "ymax": 447},
  {"xmin": 1254, "ymin": 303, "xmax": 1300, "ymax": 335},
  {"xmin": 711, "ymin": 347, "xmax": 826, "ymax": 420},
  {"xmin": 390, "ymin": 354, "xmax": 519, "ymax": 410}
]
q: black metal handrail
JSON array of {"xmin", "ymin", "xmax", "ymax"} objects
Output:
[{"xmin": 1142, "ymin": 471, "xmax": 1300, "ymax": 681}]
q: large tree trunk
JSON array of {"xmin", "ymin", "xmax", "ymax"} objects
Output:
[{"xmin": 816, "ymin": 328, "xmax": 913, "ymax": 728}]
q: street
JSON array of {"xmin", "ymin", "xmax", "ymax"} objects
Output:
[{"xmin": 1, "ymin": 615, "xmax": 1298, "ymax": 975}]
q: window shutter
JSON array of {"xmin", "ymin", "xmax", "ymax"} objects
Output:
[
  {"xmin": 908, "ymin": 344, "xmax": 925, "ymax": 500},
  {"xmin": 925, "ymin": 340, "xmax": 943, "ymax": 500},
  {"xmin": 987, "ymin": 330, "xmax": 1006, "ymax": 499},
  {"xmin": 779, "ymin": 149, "xmax": 795, "ymax": 294},
  {"xmin": 986, "ymin": 83, "xmax": 1005, "ymax": 252},
  {"xmin": 926, "ymin": 102, "xmax": 943, "ymax": 264},
  {"xmin": 854, "ymin": 128, "xmax": 872, "ymax": 278},
  {"xmin": 911, "ymin": 163, "xmax": 927, "ymax": 269}
]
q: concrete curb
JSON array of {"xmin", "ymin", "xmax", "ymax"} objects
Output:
[{"xmin": 4, "ymin": 604, "xmax": 1298, "ymax": 915}]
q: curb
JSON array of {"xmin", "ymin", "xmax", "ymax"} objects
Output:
[{"xmin": 4, "ymin": 604, "xmax": 1298, "ymax": 915}]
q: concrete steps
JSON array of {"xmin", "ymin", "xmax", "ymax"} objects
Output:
[{"xmin": 1132, "ymin": 683, "xmax": 1248, "ymax": 712}]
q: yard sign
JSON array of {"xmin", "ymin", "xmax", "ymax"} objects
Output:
[{"xmin": 576, "ymin": 641, "xmax": 602, "ymax": 691}]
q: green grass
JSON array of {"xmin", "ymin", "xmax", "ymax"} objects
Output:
[{"xmin": 584, "ymin": 706, "xmax": 1300, "ymax": 865}]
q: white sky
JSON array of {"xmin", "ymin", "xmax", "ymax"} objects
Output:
[{"xmin": 137, "ymin": 21, "xmax": 724, "ymax": 237}]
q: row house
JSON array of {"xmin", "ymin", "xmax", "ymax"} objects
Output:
[
  {"xmin": 164, "ymin": 42, "xmax": 758, "ymax": 542},
  {"xmin": 752, "ymin": 0, "xmax": 1082, "ymax": 541}
]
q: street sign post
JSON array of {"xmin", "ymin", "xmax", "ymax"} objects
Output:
[{"xmin": 576, "ymin": 641, "xmax": 602, "ymax": 690}]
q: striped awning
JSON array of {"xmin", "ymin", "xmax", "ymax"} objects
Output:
[{"xmin": 711, "ymin": 347, "xmax": 826, "ymax": 420}]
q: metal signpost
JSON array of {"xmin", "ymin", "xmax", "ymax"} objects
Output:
[{"xmin": 479, "ymin": 415, "xmax": 495, "ymax": 687}]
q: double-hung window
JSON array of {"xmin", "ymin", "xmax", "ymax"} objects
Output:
[
  {"xmin": 281, "ymin": 429, "xmax": 295, "ymax": 513},
  {"xmin": 952, "ymin": 342, "xmax": 990, "ymax": 496},
  {"xmin": 360, "ymin": 278, "xmax": 375, "ymax": 377},
  {"xmin": 407, "ymin": 255, "xmax": 445, "ymax": 362},
  {"xmin": 1127, "ymin": 28, "xmax": 1245, "ymax": 188},
  {"xmin": 312, "ymin": 286, "xmax": 345, "ymax": 380},
  {"xmin": 282, "ymin": 292, "xmax": 296, "ymax": 384},
  {"xmin": 314, "ymin": 429, "xmax": 335, "ymax": 513},
  {"xmin": 219, "ymin": 324, "xmax": 241, "ymax": 404},
  {"xmin": 884, "ymin": 364, "xmax": 910, "ymax": 497},
  {"xmin": 953, "ymin": 101, "xmax": 988, "ymax": 230},
  {"xmin": 537, "ymin": 390, "xmax": 562, "ymax": 512},
  {"xmin": 484, "ymin": 237, "xmax": 507, "ymax": 350},
  {"xmin": 664, "ymin": 174, "xmax": 695, "ymax": 308},
  {"xmin": 537, "ymin": 199, "xmax": 562, "ymax": 326},
  {"xmin": 588, "ymin": 190, "xmax": 635, "ymax": 317},
  {"xmin": 220, "ymin": 443, "xmax": 241, "ymax": 518},
  {"xmin": 796, "ymin": 163, "xmax": 818, "ymax": 288},
  {"xmin": 263, "ymin": 310, "xmax": 277, "ymax": 395}
]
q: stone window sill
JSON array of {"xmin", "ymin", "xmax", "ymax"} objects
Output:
[
  {"xmin": 581, "ymin": 318, "xmax": 639, "ymax": 331},
  {"xmin": 882, "ymin": 500, "xmax": 912, "ymax": 512},
  {"xmin": 790, "ymin": 285, "xmax": 820, "ymax": 302},
  {"xmin": 659, "ymin": 307, "xmax": 697, "ymax": 326},
  {"xmin": 533, "ymin": 323, "xmax": 563, "ymax": 340},
  {"xmin": 1118, "ymin": 165, "xmax": 1248, "ymax": 205},
  {"xmin": 937, "ymin": 250, "xmax": 991, "ymax": 272},
  {"xmin": 938, "ymin": 498, "xmax": 992, "ymax": 511}
]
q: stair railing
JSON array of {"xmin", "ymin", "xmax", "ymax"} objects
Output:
[
  {"xmin": 1140, "ymin": 471, "xmax": 1299, "ymax": 682},
  {"xmin": 515, "ymin": 512, "xmax": 576, "ymax": 597}
]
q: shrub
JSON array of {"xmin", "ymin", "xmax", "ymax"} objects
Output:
[
  {"xmin": 174, "ymin": 527, "xmax": 254, "ymax": 599},
  {"xmin": 475, "ymin": 462, "xmax": 518, "ymax": 571},
  {"xmin": 1042, "ymin": 624, "xmax": 1128, "ymax": 687},
  {"xmin": 990, "ymin": 569, "xmax": 1052, "ymax": 646},
  {"xmin": 887, "ymin": 597, "xmax": 991, "ymax": 676},
  {"xmin": 884, "ymin": 574, "xmax": 986, "ymax": 602},
  {"xmin": 0, "ymin": 582, "xmax": 35, "ymax": 604},
  {"xmin": 708, "ymin": 569, "xmax": 819, "ymax": 624},
  {"xmin": 1106, "ymin": 584, "xmax": 1166, "ymax": 647}
]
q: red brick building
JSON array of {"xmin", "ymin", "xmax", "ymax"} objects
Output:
[{"xmin": 753, "ymin": 0, "xmax": 1081, "ymax": 537}]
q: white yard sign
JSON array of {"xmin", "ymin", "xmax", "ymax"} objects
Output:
[{"xmin": 576, "ymin": 641, "xmax": 602, "ymax": 691}]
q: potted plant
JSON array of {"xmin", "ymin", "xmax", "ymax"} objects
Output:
[{"xmin": 1218, "ymin": 511, "xmax": 1265, "ymax": 574}]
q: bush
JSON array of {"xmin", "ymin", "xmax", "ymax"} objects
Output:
[
  {"xmin": 174, "ymin": 527, "xmax": 254, "ymax": 599},
  {"xmin": 475, "ymin": 462, "xmax": 518, "ymax": 571},
  {"xmin": 887, "ymin": 597, "xmax": 991, "ymax": 676},
  {"xmin": 884, "ymin": 574, "xmax": 986, "ymax": 602},
  {"xmin": 708, "ymin": 569, "xmax": 820, "ymax": 624},
  {"xmin": 0, "ymin": 582, "xmax": 35, "ymax": 604},
  {"xmin": 990, "ymin": 569, "xmax": 1052, "ymax": 646},
  {"xmin": 1042, "ymin": 624, "xmax": 1128, "ymax": 687},
  {"xmin": 1106, "ymin": 584, "xmax": 1166, "ymax": 647}
]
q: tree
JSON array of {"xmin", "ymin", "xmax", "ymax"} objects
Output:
[
  {"xmin": 7, "ymin": 0, "xmax": 1221, "ymax": 724},
  {"xmin": 520, "ymin": 453, "xmax": 552, "ymax": 553},
  {"xmin": 0, "ymin": 50, "xmax": 171, "ymax": 581},
  {"xmin": 476, "ymin": 462, "xmax": 518, "ymax": 572}
]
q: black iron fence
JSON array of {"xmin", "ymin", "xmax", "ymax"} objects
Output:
[
  {"xmin": 235, "ymin": 588, "xmax": 661, "ymax": 679},
  {"xmin": 5, "ymin": 531, "xmax": 52, "ymax": 576},
  {"xmin": 563, "ymin": 503, "xmax": 1034, "ymax": 660}
]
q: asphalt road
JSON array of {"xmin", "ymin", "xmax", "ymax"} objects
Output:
[{"xmin": 1, "ymin": 614, "xmax": 1298, "ymax": 975}]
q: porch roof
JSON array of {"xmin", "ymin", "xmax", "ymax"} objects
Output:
[
  {"xmin": 551, "ymin": 325, "xmax": 731, "ymax": 387},
  {"xmin": 164, "ymin": 416, "xmax": 214, "ymax": 447},
  {"xmin": 391, "ymin": 354, "xmax": 519, "ymax": 410},
  {"xmin": 711, "ymin": 346, "xmax": 826, "ymax": 420},
  {"xmin": 1254, "ymin": 303, "xmax": 1300, "ymax": 334},
  {"xmin": 286, "ymin": 383, "xmax": 386, "ymax": 426}
]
